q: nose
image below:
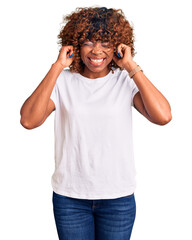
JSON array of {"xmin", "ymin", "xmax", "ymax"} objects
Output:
[{"xmin": 91, "ymin": 42, "xmax": 103, "ymax": 54}]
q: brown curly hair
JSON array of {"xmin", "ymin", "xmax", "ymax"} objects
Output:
[{"xmin": 58, "ymin": 7, "xmax": 135, "ymax": 73}]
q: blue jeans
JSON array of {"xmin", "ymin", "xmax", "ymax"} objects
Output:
[{"xmin": 52, "ymin": 191, "xmax": 136, "ymax": 240}]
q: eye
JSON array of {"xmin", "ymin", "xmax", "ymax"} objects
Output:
[
  {"xmin": 83, "ymin": 41, "xmax": 94, "ymax": 47},
  {"xmin": 101, "ymin": 42, "xmax": 112, "ymax": 48},
  {"xmin": 102, "ymin": 44, "xmax": 109, "ymax": 48}
]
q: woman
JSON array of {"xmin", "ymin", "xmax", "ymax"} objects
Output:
[{"xmin": 20, "ymin": 7, "xmax": 172, "ymax": 240}]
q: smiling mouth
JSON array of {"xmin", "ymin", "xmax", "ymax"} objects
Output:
[{"xmin": 88, "ymin": 57, "xmax": 106, "ymax": 66}]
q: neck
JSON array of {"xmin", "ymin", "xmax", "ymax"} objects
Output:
[{"xmin": 80, "ymin": 67, "xmax": 110, "ymax": 79}]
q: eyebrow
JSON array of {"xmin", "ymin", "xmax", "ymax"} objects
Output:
[{"xmin": 83, "ymin": 40, "xmax": 111, "ymax": 44}]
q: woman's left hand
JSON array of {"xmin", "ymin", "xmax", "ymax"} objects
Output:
[{"xmin": 113, "ymin": 43, "xmax": 136, "ymax": 70}]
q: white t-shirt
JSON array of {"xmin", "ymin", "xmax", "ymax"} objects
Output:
[{"xmin": 50, "ymin": 68, "xmax": 139, "ymax": 199}]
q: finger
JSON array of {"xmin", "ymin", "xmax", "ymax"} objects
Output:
[
  {"xmin": 60, "ymin": 45, "xmax": 72, "ymax": 56},
  {"xmin": 58, "ymin": 46, "xmax": 67, "ymax": 57},
  {"xmin": 68, "ymin": 52, "xmax": 74, "ymax": 59},
  {"xmin": 116, "ymin": 44, "xmax": 125, "ymax": 58},
  {"xmin": 117, "ymin": 43, "xmax": 129, "ymax": 57},
  {"xmin": 66, "ymin": 46, "xmax": 74, "ymax": 58},
  {"xmin": 68, "ymin": 47, "xmax": 74, "ymax": 58}
]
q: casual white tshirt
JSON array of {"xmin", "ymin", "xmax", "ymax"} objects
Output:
[{"xmin": 50, "ymin": 68, "xmax": 139, "ymax": 199}]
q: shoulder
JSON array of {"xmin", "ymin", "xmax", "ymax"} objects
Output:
[
  {"xmin": 56, "ymin": 68, "xmax": 74, "ymax": 85},
  {"xmin": 114, "ymin": 68, "xmax": 131, "ymax": 82},
  {"xmin": 60, "ymin": 68, "xmax": 72, "ymax": 78},
  {"xmin": 114, "ymin": 68, "xmax": 138, "ymax": 92}
]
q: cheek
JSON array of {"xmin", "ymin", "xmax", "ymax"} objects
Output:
[{"xmin": 107, "ymin": 52, "xmax": 114, "ymax": 61}]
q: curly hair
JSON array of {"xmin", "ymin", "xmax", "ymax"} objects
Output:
[{"xmin": 58, "ymin": 7, "xmax": 135, "ymax": 73}]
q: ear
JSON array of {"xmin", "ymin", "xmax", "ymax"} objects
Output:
[{"xmin": 113, "ymin": 54, "xmax": 119, "ymax": 63}]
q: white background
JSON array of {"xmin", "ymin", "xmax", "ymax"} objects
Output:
[{"xmin": 0, "ymin": 0, "xmax": 192, "ymax": 239}]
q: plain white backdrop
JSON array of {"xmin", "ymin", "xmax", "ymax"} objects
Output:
[{"xmin": 0, "ymin": 0, "xmax": 192, "ymax": 239}]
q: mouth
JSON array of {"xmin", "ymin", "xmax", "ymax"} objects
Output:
[{"xmin": 88, "ymin": 57, "xmax": 106, "ymax": 66}]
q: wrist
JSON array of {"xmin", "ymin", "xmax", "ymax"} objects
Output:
[
  {"xmin": 53, "ymin": 61, "xmax": 66, "ymax": 70},
  {"xmin": 123, "ymin": 61, "xmax": 137, "ymax": 73}
]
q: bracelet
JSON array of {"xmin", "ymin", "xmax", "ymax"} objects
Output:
[{"xmin": 129, "ymin": 65, "xmax": 143, "ymax": 78}]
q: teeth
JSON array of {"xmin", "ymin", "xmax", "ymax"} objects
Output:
[{"xmin": 90, "ymin": 58, "xmax": 104, "ymax": 63}]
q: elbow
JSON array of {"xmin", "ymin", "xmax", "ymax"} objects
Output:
[
  {"xmin": 20, "ymin": 117, "xmax": 35, "ymax": 130},
  {"xmin": 20, "ymin": 106, "xmax": 32, "ymax": 129},
  {"xmin": 156, "ymin": 112, "xmax": 172, "ymax": 126}
]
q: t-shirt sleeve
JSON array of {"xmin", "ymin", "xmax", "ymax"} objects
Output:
[
  {"xmin": 130, "ymin": 79, "xmax": 139, "ymax": 107},
  {"xmin": 50, "ymin": 70, "xmax": 65, "ymax": 110},
  {"xmin": 50, "ymin": 83, "xmax": 57, "ymax": 109}
]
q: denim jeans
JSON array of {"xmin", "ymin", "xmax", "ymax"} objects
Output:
[{"xmin": 52, "ymin": 191, "xmax": 136, "ymax": 240}]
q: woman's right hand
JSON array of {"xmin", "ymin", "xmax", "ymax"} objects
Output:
[
  {"xmin": 55, "ymin": 45, "xmax": 74, "ymax": 68},
  {"xmin": 20, "ymin": 45, "xmax": 75, "ymax": 129}
]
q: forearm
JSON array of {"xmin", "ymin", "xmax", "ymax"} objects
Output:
[
  {"xmin": 125, "ymin": 61, "xmax": 172, "ymax": 123},
  {"xmin": 20, "ymin": 62, "xmax": 63, "ymax": 127}
]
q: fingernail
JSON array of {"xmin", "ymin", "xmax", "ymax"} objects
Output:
[
  {"xmin": 117, "ymin": 50, "xmax": 119, "ymax": 53},
  {"xmin": 70, "ymin": 53, "xmax": 73, "ymax": 58},
  {"xmin": 117, "ymin": 54, "xmax": 121, "ymax": 58}
]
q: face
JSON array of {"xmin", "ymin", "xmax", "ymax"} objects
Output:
[{"xmin": 80, "ymin": 40, "xmax": 114, "ymax": 78}]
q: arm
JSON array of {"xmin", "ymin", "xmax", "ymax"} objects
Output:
[
  {"xmin": 113, "ymin": 44, "xmax": 172, "ymax": 125},
  {"xmin": 20, "ymin": 46, "xmax": 74, "ymax": 129},
  {"xmin": 130, "ymin": 63, "xmax": 172, "ymax": 125}
]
